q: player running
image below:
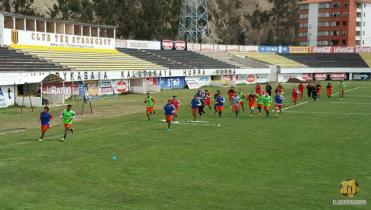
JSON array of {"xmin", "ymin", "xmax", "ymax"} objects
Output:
[
  {"xmin": 339, "ymin": 81, "xmax": 346, "ymax": 99},
  {"xmin": 275, "ymin": 92, "xmax": 285, "ymax": 118},
  {"xmin": 39, "ymin": 106, "xmax": 52, "ymax": 142},
  {"xmin": 256, "ymin": 92, "xmax": 264, "ymax": 116},
  {"xmin": 326, "ymin": 83, "xmax": 333, "ymax": 99},
  {"xmin": 255, "ymin": 83, "xmax": 262, "ymax": 95},
  {"xmin": 144, "ymin": 92, "xmax": 156, "ymax": 120},
  {"xmin": 61, "ymin": 104, "xmax": 76, "ymax": 141},
  {"xmin": 191, "ymin": 95, "xmax": 202, "ymax": 121},
  {"xmin": 248, "ymin": 91, "xmax": 256, "ymax": 117},
  {"xmin": 227, "ymin": 87, "xmax": 236, "ymax": 103},
  {"xmin": 263, "ymin": 93, "xmax": 272, "ymax": 117},
  {"xmin": 171, "ymin": 96, "xmax": 180, "ymax": 118},
  {"xmin": 237, "ymin": 89, "xmax": 246, "ymax": 112},
  {"xmin": 164, "ymin": 100, "xmax": 175, "ymax": 130},
  {"xmin": 204, "ymin": 90, "xmax": 211, "ymax": 110},
  {"xmin": 266, "ymin": 84, "xmax": 273, "ymax": 96},
  {"xmin": 298, "ymin": 83, "xmax": 305, "ymax": 98},
  {"xmin": 215, "ymin": 93, "xmax": 225, "ymax": 118},
  {"xmin": 214, "ymin": 90, "xmax": 221, "ymax": 113},
  {"xmin": 291, "ymin": 87, "xmax": 299, "ymax": 105},
  {"xmin": 231, "ymin": 93, "xmax": 241, "ymax": 117},
  {"xmin": 316, "ymin": 83, "xmax": 322, "ymax": 100}
]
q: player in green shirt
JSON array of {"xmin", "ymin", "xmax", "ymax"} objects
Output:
[
  {"xmin": 144, "ymin": 93, "xmax": 156, "ymax": 120},
  {"xmin": 263, "ymin": 93, "xmax": 272, "ymax": 117},
  {"xmin": 339, "ymin": 81, "xmax": 346, "ymax": 100},
  {"xmin": 256, "ymin": 93, "xmax": 264, "ymax": 115},
  {"xmin": 60, "ymin": 104, "xmax": 76, "ymax": 141},
  {"xmin": 237, "ymin": 89, "xmax": 245, "ymax": 112}
]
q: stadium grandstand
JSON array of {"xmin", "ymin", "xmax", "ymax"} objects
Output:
[
  {"xmin": 11, "ymin": 45, "xmax": 165, "ymax": 71},
  {"xmin": 231, "ymin": 52, "xmax": 307, "ymax": 68}
]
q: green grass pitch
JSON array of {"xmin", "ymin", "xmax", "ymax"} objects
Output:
[{"xmin": 0, "ymin": 81, "xmax": 370, "ymax": 210}]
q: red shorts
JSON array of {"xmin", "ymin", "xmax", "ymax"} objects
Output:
[
  {"xmin": 249, "ymin": 102, "xmax": 255, "ymax": 109},
  {"xmin": 228, "ymin": 95, "xmax": 233, "ymax": 101},
  {"xmin": 175, "ymin": 107, "xmax": 179, "ymax": 113},
  {"xmin": 216, "ymin": 106, "xmax": 224, "ymax": 112},
  {"xmin": 192, "ymin": 108, "xmax": 198, "ymax": 115},
  {"xmin": 40, "ymin": 125, "xmax": 49, "ymax": 132},
  {"xmin": 275, "ymin": 104, "xmax": 283, "ymax": 109},
  {"xmin": 327, "ymin": 90, "xmax": 332, "ymax": 96},
  {"xmin": 146, "ymin": 107, "xmax": 153, "ymax": 113},
  {"xmin": 292, "ymin": 97, "xmax": 298, "ymax": 102},
  {"xmin": 240, "ymin": 101, "xmax": 244, "ymax": 106},
  {"xmin": 264, "ymin": 106, "xmax": 271, "ymax": 111},
  {"xmin": 165, "ymin": 115, "xmax": 173, "ymax": 123},
  {"xmin": 205, "ymin": 99, "xmax": 211, "ymax": 106},
  {"xmin": 232, "ymin": 104, "xmax": 240, "ymax": 112},
  {"xmin": 257, "ymin": 104, "xmax": 263, "ymax": 108},
  {"xmin": 64, "ymin": 124, "xmax": 72, "ymax": 129}
]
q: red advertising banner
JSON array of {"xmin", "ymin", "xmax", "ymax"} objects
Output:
[
  {"xmin": 315, "ymin": 73, "xmax": 327, "ymax": 80},
  {"xmin": 330, "ymin": 73, "xmax": 346, "ymax": 81},
  {"xmin": 162, "ymin": 40, "xmax": 174, "ymax": 50},
  {"xmin": 334, "ymin": 47, "xmax": 355, "ymax": 53},
  {"xmin": 310, "ymin": 47, "xmax": 334, "ymax": 53},
  {"xmin": 174, "ymin": 41, "xmax": 186, "ymax": 50}
]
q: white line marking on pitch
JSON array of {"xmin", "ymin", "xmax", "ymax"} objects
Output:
[
  {"xmin": 282, "ymin": 101, "xmax": 309, "ymax": 111},
  {"xmin": 0, "ymin": 129, "xmax": 27, "ymax": 136},
  {"xmin": 330, "ymin": 102, "xmax": 371, "ymax": 105},
  {"xmin": 333, "ymin": 87, "xmax": 361, "ymax": 96},
  {"xmin": 160, "ymin": 120, "xmax": 221, "ymax": 127},
  {"xmin": 0, "ymin": 127, "xmax": 105, "ymax": 150}
]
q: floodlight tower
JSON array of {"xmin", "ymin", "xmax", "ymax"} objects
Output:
[{"xmin": 178, "ymin": 0, "xmax": 211, "ymax": 43}]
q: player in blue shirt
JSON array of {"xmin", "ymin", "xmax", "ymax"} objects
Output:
[
  {"xmin": 39, "ymin": 106, "xmax": 52, "ymax": 142},
  {"xmin": 274, "ymin": 92, "xmax": 285, "ymax": 118},
  {"xmin": 191, "ymin": 95, "xmax": 202, "ymax": 121},
  {"xmin": 164, "ymin": 100, "xmax": 175, "ymax": 130},
  {"xmin": 215, "ymin": 93, "xmax": 225, "ymax": 118}
]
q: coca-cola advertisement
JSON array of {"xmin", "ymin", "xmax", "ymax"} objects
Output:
[
  {"xmin": 310, "ymin": 47, "xmax": 334, "ymax": 53},
  {"xmin": 330, "ymin": 73, "xmax": 346, "ymax": 81},
  {"xmin": 174, "ymin": 41, "xmax": 187, "ymax": 51},
  {"xmin": 247, "ymin": 75, "xmax": 257, "ymax": 83},
  {"xmin": 162, "ymin": 40, "xmax": 174, "ymax": 50},
  {"xmin": 315, "ymin": 73, "xmax": 327, "ymax": 80},
  {"xmin": 302, "ymin": 73, "xmax": 313, "ymax": 81},
  {"xmin": 114, "ymin": 80, "xmax": 129, "ymax": 94},
  {"xmin": 334, "ymin": 47, "xmax": 355, "ymax": 53}
]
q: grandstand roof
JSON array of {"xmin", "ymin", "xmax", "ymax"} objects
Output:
[{"xmin": 0, "ymin": 12, "xmax": 117, "ymax": 29}]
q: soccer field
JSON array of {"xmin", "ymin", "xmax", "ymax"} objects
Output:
[{"xmin": 0, "ymin": 82, "xmax": 370, "ymax": 210}]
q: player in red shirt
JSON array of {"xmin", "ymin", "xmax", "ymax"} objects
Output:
[
  {"xmin": 275, "ymin": 83, "xmax": 284, "ymax": 95},
  {"xmin": 298, "ymin": 83, "xmax": 305, "ymax": 98},
  {"xmin": 171, "ymin": 96, "xmax": 180, "ymax": 118},
  {"xmin": 227, "ymin": 87, "xmax": 236, "ymax": 103},
  {"xmin": 292, "ymin": 87, "xmax": 299, "ymax": 105},
  {"xmin": 255, "ymin": 84, "xmax": 262, "ymax": 95},
  {"xmin": 204, "ymin": 90, "xmax": 211, "ymax": 110},
  {"xmin": 326, "ymin": 83, "xmax": 333, "ymax": 98},
  {"xmin": 316, "ymin": 83, "xmax": 322, "ymax": 99},
  {"xmin": 248, "ymin": 91, "xmax": 256, "ymax": 118}
]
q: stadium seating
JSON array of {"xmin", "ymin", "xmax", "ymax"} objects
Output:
[
  {"xmin": 11, "ymin": 45, "xmax": 164, "ymax": 71},
  {"xmin": 279, "ymin": 53, "xmax": 369, "ymax": 68},
  {"xmin": 118, "ymin": 48, "xmax": 239, "ymax": 69},
  {"xmin": 232, "ymin": 52, "xmax": 306, "ymax": 68},
  {"xmin": 359, "ymin": 53, "xmax": 371, "ymax": 67},
  {"xmin": 199, "ymin": 52, "xmax": 268, "ymax": 68},
  {"xmin": 0, "ymin": 46, "xmax": 67, "ymax": 72}
]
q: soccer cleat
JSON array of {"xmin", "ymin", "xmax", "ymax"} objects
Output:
[
  {"xmin": 38, "ymin": 139, "xmax": 43, "ymax": 142},
  {"xmin": 61, "ymin": 138, "xmax": 65, "ymax": 141},
  {"xmin": 70, "ymin": 129, "xmax": 74, "ymax": 134}
]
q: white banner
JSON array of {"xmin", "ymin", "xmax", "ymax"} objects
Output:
[
  {"xmin": 185, "ymin": 76, "xmax": 210, "ymax": 89},
  {"xmin": 115, "ymin": 39, "xmax": 161, "ymax": 50},
  {"xmin": 4, "ymin": 29, "xmax": 115, "ymax": 49},
  {"xmin": 0, "ymin": 85, "xmax": 15, "ymax": 108}
]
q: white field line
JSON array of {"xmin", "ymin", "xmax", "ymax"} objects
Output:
[
  {"xmin": 160, "ymin": 120, "xmax": 221, "ymax": 127},
  {"xmin": 0, "ymin": 129, "xmax": 27, "ymax": 136},
  {"xmin": 333, "ymin": 87, "xmax": 361, "ymax": 96},
  {"xmin": 0, "ymin": 127, "xmax": 105, "ymax": 150},
  {"xmin": 285, "ymin": 110, "xmax": 371, "ymax": 116}
]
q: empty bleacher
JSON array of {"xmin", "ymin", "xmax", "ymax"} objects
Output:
[
  {"xmin": 359, "ymin": 53, "xmax": 371, "ymax": 67},
  {"xmin": 0, "ymin": 46, "xmax": 67, "ymax": 72},
  {"xmin": 118, "ymin": 48, "xmax": 239, "ymax": 69},
  {"xmin": 199, "ymin": 52, "xmax": 268, "ymax": 68},
  {"xmin": 11, "ymin": 45, "xmax": 164, "ymax": 71},
  {"xmin": 232, "ymin": 52, "xmax": 306, "ymax": 68},
  {"xmin": 279, "ymin": 53, "xmax": 369, "ymax": 68}
]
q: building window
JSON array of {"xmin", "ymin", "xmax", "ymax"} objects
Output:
[
  {"xmin": 299, "ymin": 23, "xmax": 308, "ymax": 28},
  {"xmin": 343, "ymin": 21, "xmax": 347, "ymax": 26},
  {"xmin": 299, "ymin": 4, "xmax": 309, "ymax": 10},
  {"xmin": 318, "ymin": 13, "xmax": 330, "ymax": 18},
  {"xmin": 356, "ymin": 31, "xmax": 361, "ymax": 36},
  {"xmin": 331, "ymin": 12, "xmax": 340, "ymax": 17},
  {"xmin": 342, "ymin": 31, "xmax": 347, "ymax": 36},
  {"xmin": 332, "ymin": 3, "xmax": 340, "ymax": 8},
  {"xmin": 342, "ymin": 40, "xmax": 346, "ymax": 45},
  {"xmin": 299, "ymin": 14, "xmax": 308, "ymax": 19},
  {"xmin": 343, "ymin": 12, "xmax": 348, "ymax": 17},
  {"xmin": 356, "ymin": 22, "xmax": 361, "ymax": 27},
  {"xmin": 319, "ymin": 3, "xmax": 330, "ymax": 9},
  {"xmin": 344, "ymin": 3, "xmax": 348, "ymax": 8}
]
